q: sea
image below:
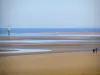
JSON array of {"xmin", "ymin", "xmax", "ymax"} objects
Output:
[{"xmin": 0, "ymin": 28, "xmax": 100, "ymax": 34}]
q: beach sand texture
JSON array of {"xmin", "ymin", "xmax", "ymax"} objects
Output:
[
  {"xmin": 0, "ymin": 32, "xmax": 100, "ymax": 75},
  {"xmin": 0, "ymin": 52, "xmax": 100, "ymax": 75}
]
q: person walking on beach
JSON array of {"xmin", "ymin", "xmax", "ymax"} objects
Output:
[
  {"xmin": 95, "ymin": 48, "xmax": 98, "ymax": 53},
  {"xmin": 93, "ymin": 49, "xmax": 95, "ymax": 53},
  {"xmin": 93, "ymin": 48, "xmax": 98, "ymax": 53},
  {"xmin": 8, "ymin": 24, "xmax": 11, "ymax": 36}
]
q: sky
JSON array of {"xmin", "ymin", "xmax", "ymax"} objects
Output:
[{"xmin": 0, "ymin": 0, "xmax": 99, "ymax": 28}]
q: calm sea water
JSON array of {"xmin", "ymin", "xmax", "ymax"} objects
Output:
[{"xmin": 0, "ymin": 28, "xmax": 100, "ymax": 34}]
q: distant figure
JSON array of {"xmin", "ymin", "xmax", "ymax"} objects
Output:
[
  {"xmin": 93, "ymin": 49, "xmax": 95, "ymax": 53},
  {"xmin": 8, "ymin": 25, "xmax": 11, "ymax": 36},
  {"xmin": 93, "ymin": 48, "xmax": 98, "ymax": 53},
  {"xmin": 95, "ymin": 48, "xmax": 98, "ymax": 53}
]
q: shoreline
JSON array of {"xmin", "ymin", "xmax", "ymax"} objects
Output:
[
  {"xmin": 0, "ymin": 32, "xmax": 100, "ymax": 40},
  {"xmin": 1, "ymin": 32, "xmax": 100, "ymax": 34}
]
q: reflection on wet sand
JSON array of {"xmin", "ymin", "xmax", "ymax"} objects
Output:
[
  {"xmin": 0, "ymin": 48, "xmax": 52, "ymax": 54},
  {"xmin": 0, "ymin": 40, "xmax": 100, "ymax": 43},
  {"xmin": 0, "ymin": 39, "xmax": 100, "ymax": 54},
  {"xmin": 1, "ymin": 33, "xmax": 100, "ymax": 40},
  {"xmin": 0, "ymin": 33, "xmax": 100, "ymax": 75}
]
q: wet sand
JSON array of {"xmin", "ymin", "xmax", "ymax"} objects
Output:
[
  {"xmin": 0, "ymin": 32, "xmax": 100, "ymax": 40},
  {"xmin": 0, "ymin": 50, "xmax": 18, "ymax": 52},
  {"xmin": 0, "ymin": 42, "xmax": 100, "ymax": 48},
  {"xmin": 0, "ymin": 32, "xmax": 100, "ymax": 75},
  {"xmin": 37, "ymin": 32, "xmax": 100, "ymax": 34},
  {"xmin": 0, "ymin": 36, "xmax": 100, "ymax": 40},
  {"xmin": 0, "ymin": 44, "xmax": 100, "ymax": 75}
]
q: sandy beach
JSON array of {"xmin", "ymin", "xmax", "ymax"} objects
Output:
[
  {"xmin": 0, "ymin": 32, "xmax": 100, "ymax": 75},
  {"xmin": 0, "ymin": 51, "xmax": 100, "ymax": 75},
  {"xmin": 0, "ymin": 45, "xmax": 100, "ymax": 75}
]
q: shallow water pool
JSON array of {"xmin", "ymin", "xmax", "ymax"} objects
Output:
[
  {"xmin": 0, "ymin": 48, "xmax": 52, "ymax": 54},
  {"xmin": 0, "ymin": 40, "xmax": 100, "ymax": 43}
]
